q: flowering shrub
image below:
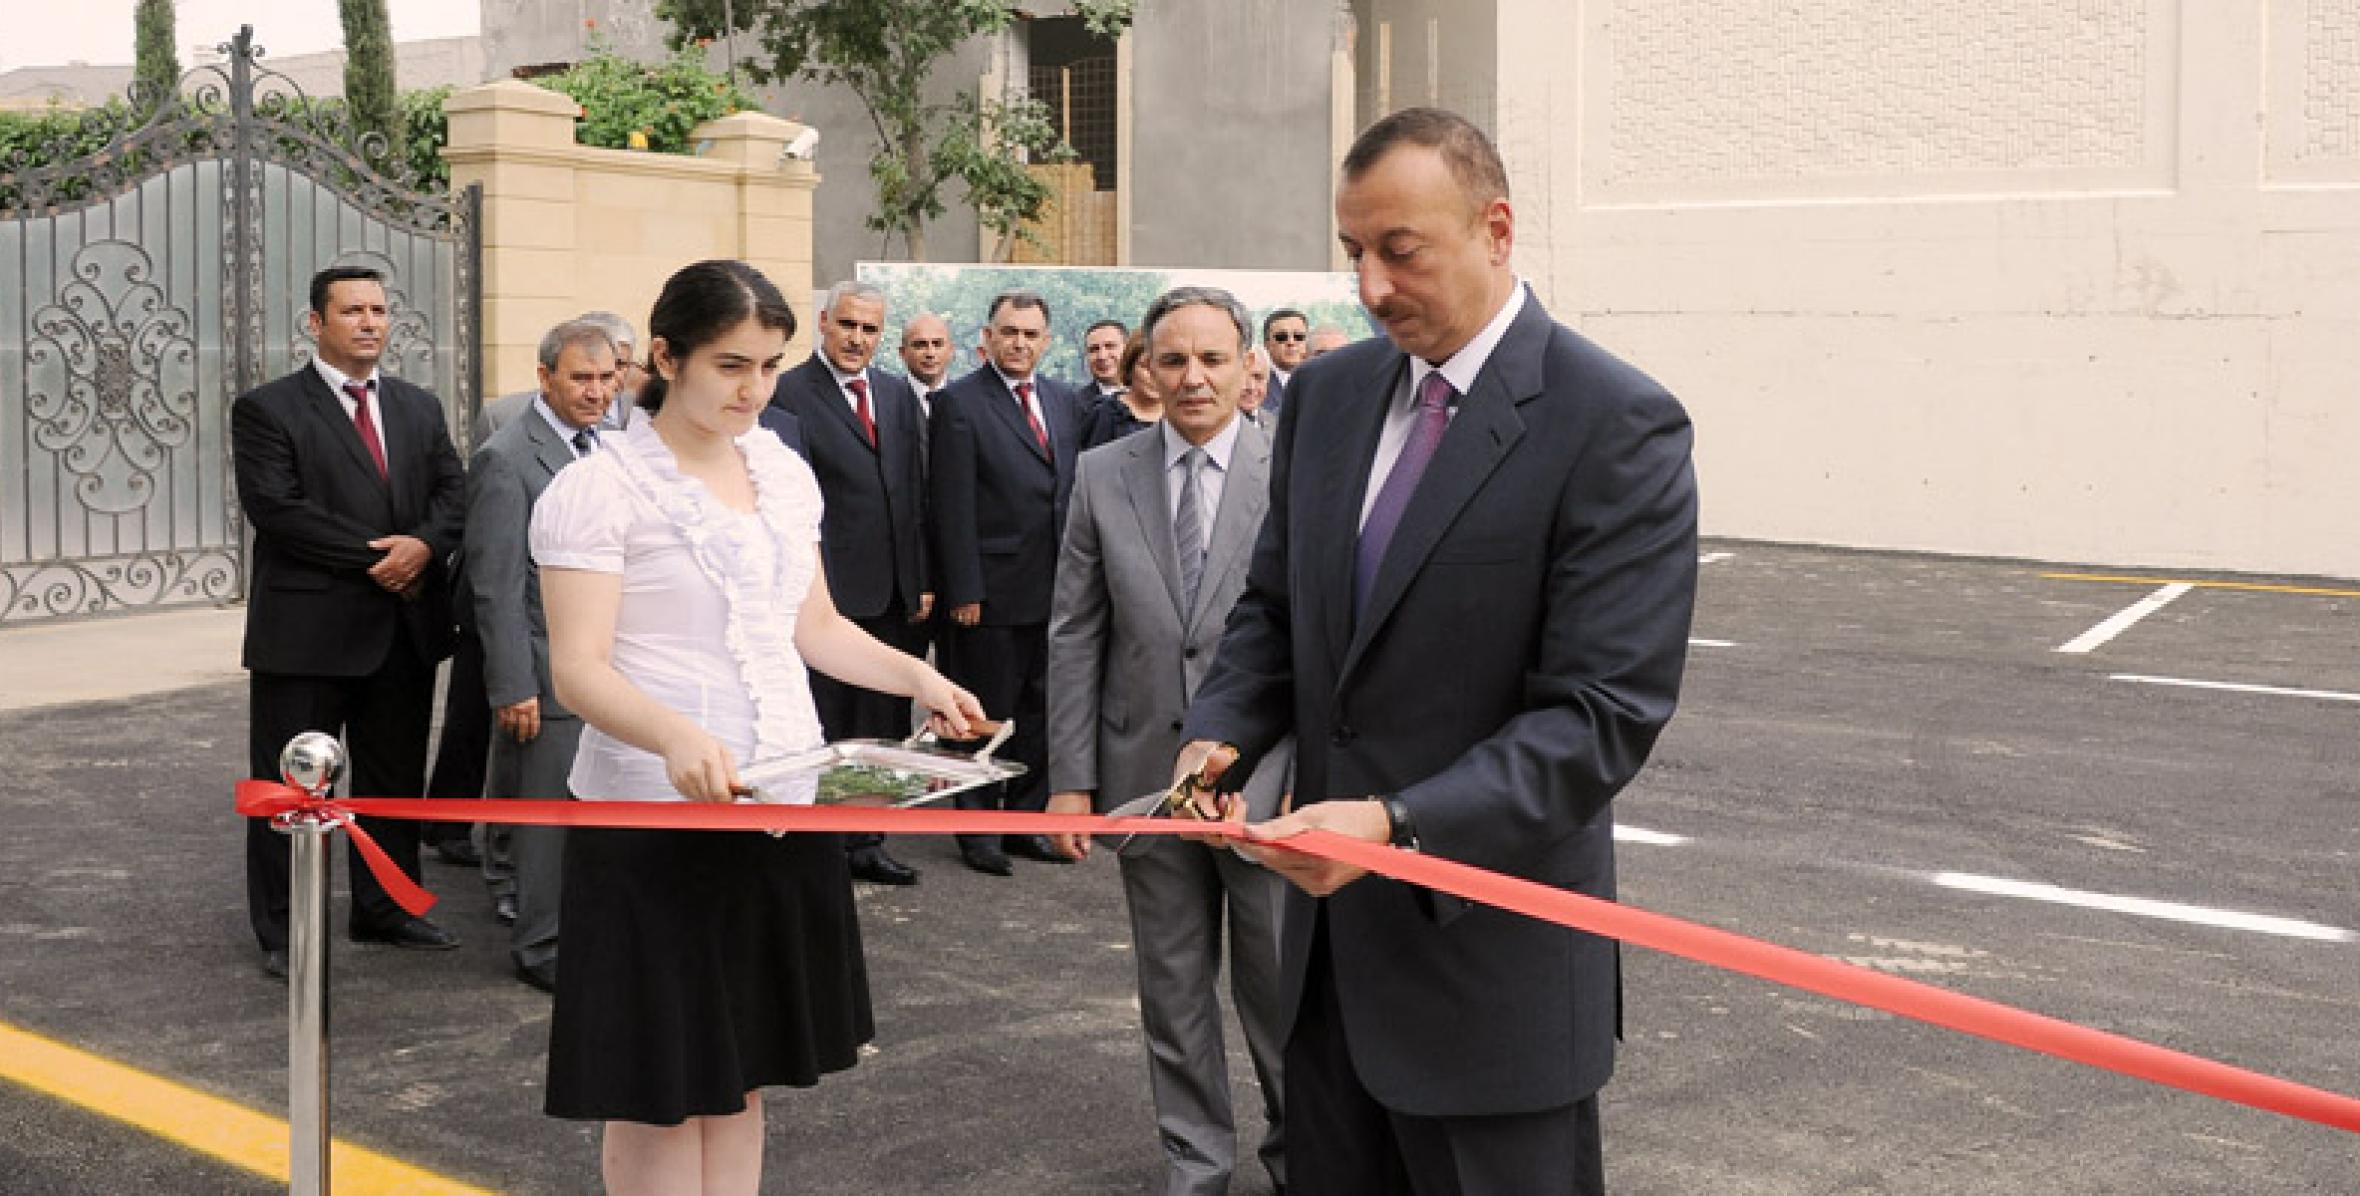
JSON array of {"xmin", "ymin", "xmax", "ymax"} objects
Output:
[{"xmin": 538, "ymin": 36, "xmax": 762, "ymax": 157}]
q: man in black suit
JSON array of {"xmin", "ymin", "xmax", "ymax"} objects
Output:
[
  {"xmin": 232, "ymin": 265, "xmax": 470, "ymax": 978},
  {"xmin": 769, "ymin": 280, "xmax": 933, "ymax": 886},
  {"xmin": 1180, "ymin": 109, "xmax": 1699, "ymax": 1194},
  {"xmin": 1260, "ymin": 307, "xmax": 1308, "ymax": 417},
  {"xmin": 928, "ymin": 290, "xmax": 1085, "ymax": 875},
  {"xmin": 1079, "ymin": 318, "xmax": 1128, "ymax": 401}
]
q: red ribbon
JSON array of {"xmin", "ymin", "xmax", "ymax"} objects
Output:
[{"xmin": 235, "ymin": 780, "xmax": 2360, "ymax": 1134}]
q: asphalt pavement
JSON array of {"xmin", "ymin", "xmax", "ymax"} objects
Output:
[{"xmin": 0, "ymin": 539, "xmax": 2354, "ymax": 1193}]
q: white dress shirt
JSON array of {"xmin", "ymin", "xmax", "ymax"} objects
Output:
[{"xmin": 1358, "ymin": 280, "xmax": 1529, "ymax": 531}]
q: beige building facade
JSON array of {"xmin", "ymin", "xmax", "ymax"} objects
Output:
[{"xmin": 1464, "ymin": 1, "xmax": 2360, "ymax": 579}]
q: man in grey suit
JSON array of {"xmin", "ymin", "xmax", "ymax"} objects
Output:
[
  {"xmin": 1046, "ymin": 287, "xmax": 1289, "ymax": 1196},
  {"xmin": 1180, "ymin": 109, "xmax": 1699, "ymax": 1194},
  {"xmin": 464, "ymin": 318, "xmax": 620, "ymax": 993}
]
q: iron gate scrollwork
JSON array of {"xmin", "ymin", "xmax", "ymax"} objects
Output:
[{"xmin": 0, "ymin": 26, "xmax": 481, "ymax": 623}]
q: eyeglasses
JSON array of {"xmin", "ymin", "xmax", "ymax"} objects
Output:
[{"xmin": 1269, "ymin": 331, "xmax": 1307, "ymax": 343}]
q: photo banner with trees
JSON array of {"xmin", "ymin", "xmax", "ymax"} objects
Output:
[{"xmin": 853, "ymin": 262, "xmax": 1378, "ymax": 383}]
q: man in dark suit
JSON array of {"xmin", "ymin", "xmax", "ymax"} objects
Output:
[
  {"xmin": 1079, "ymin": 318, "xmax": 1129, "ymax": 401},
  {"xmin": 465, "ymin": 318, "xmax": 618, "ymax": 992},
  {"xmin": 928, "ymin": 289, "xmax": 1086, "ymax": 875},
  {"xmin": 770, "ymin": 281, "xmax": 933, "ymax": 886},
  {"xmin": 1180, "ymin": 108, "xmax": 1700, "ymax": 1194},
  {"xmin": 1259, "ymin": 307, "xmax": 1308, "ymax": 417},
  {"xmin": 232, "ymin": 265, "xmax": 470, "ymax": 978}
]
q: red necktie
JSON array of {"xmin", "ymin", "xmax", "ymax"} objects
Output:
[
  {"xmin": 1015, "ymin": 380, "xmax": 1050, "ymax": 458},
  {"xmin": 846, "ymin": 376, "xmax": 877, "ymax": 448},
  {"xmin": 341, "ymin": 379, "xmax": 388, "ymax": 480}
]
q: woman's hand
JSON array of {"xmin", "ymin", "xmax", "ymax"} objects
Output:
[
  {"xmin": 660, "ymin": 726, "xmax": 741, "ymax": 803},
  {"xmin": 916, "ymin": 670, "xmax": 987, "ymax": 740}
]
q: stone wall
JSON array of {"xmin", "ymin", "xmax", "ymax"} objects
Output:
[{"xmin": 441, "ymin": 79, "xmax": 817, "ymax": 409}]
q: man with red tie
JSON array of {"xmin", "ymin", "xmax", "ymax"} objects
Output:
[
  {"xmin": 231, "ymin": 265, "xmax": 468, "ymax": 979},
  {"xmin": 767, "ymin": 280, "xmax": 933, "ymax": 886},
  {"xmin": 927, "ymin": 290, "xmax": 1085, "ymax": 875}
]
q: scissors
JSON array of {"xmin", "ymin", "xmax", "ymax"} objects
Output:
[{"xmin": 1108, "ymin": 768, "xmax": 1232, "ymax": 859}]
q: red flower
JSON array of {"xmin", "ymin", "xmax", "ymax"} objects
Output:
[{"xmin": 584, "ymin": 18, "xmax": 597, "ymax": 29}]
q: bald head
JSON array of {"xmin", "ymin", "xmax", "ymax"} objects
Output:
[{"xmin": 899, "ymin": 312, "xmax": 953, "ymax": 388}]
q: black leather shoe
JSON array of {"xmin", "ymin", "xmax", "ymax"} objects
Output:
[
  {"xmin": 432, "ymin": 836, "xmax": 483, "ymax": 867},
  {"xmin": 493, "ymin": 892, "xmax": 518, "ymax": 925},
  {"xmin": 261, "ymin": 948, "xmax": 288, "ymax": 979},
  {"xmin": 960, "ymin": 846, "xmax": 1013, "ymax": 876},
  {"xmin": 848, "ymin": 848, "xmax": 920, "ymax": 886},
  {"xmin": 514, "ymin": 957, "xmax": 557, "ymax": 994},
  {"xmin": 1004, "ymin": 834, "xmax": 1071, "ymax": 864},
  {"xmin": 350, "ymin": 916, "xmax": 461, "ymax": 950}
]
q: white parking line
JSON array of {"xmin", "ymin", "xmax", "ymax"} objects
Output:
[
  {"xmin": 1931, "ymin": 872, "xmax": 2355, "ymax": 942},
  {"xmin": 2055, "ymin": 582, "xmax": 2192, "ymax": 654},
  {"xmin": 2109, "ymin": 674, "xmax": 2360, "ymax": 704},
  {"xmin": 1614, "ymin": 825, "xmax": 1689, "ymax": 846},
  {"xmin": 1689, "ymin": 638, "xmax": 1737, "ymax": 649},
  {"xmin": 1699, "ymin": 552, "xmax": 1735, "ymax": 564}
]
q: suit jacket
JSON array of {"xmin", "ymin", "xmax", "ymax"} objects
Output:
[
  {"xmin": 465, "ymin": 403, "xmax": 587, "ymax": 716},
  {"xmin": 1048, "ymin": 419, "xmax": 1290, "ymax": 815},
  {"xmin": 232, "ymin": 366, "xmax": 466, "ymax": 676},
  {"xmin": 927, "ymin": 365, "xmax": 1084, "ymax": 625},
  {"xmin": 768, "ymin": 356, "xmax": 928, "ymax": 619},
  {"xmin": 1262, "ymin": 372, "xmax": 1286, "ymax": 420},
  {"xmin": 1183, "ymin": 290, "xmax": 1699, "ymax": 1117},
  {"xmin": 757, "ymin": 405, "xmax": 808, "ymax": 459}
]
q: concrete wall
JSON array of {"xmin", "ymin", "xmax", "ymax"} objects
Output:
[
  {"xmin": 1124, "ymin": 1, "xmax": 1344, "ymax": 270},
  {"xmin": 1486, "ymin": 0, "xmax": 2360, "ymax": 579},
  {"xmin": 442, "ymin": 80, "xmax": 817, "ymax": 410}
]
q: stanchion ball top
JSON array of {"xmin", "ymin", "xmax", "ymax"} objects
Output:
[{"xmin": 279, "ymin": 732, "xmax": 346, "ymax": 797}]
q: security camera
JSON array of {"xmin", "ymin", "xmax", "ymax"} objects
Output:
[{"xmin": 783, "ymin": 126, "xmax": 821, "ymax": 160}]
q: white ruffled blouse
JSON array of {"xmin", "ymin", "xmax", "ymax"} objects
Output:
[{"xmin": 529, "ymin": 418, "xmax": 827, "ymax": 802}]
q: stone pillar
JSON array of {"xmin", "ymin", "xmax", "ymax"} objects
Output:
[
  {"xmin": 444, "ymin": 80, "xmax": 586, "ymax": 403},
  {"xmin": 692, "ymin": 110, "xmax": 820, "ymax": 351}
]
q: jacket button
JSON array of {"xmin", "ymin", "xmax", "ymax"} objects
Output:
[
  {"xmin": 1183, "ymin": 647, "xmax": 1199, "ymax": 660},
  {"xmin": 1331, "ymin": 725, "xmax": 1356, "ymax": 746},
  {"xmin": 1170, "ymin": 720, "xmax": 1184, "ymax": 732}
]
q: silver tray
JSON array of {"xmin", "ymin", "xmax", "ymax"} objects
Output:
[{"xmin": 736, "ymin": 721, "xmax": 1023, "ymax": 808}]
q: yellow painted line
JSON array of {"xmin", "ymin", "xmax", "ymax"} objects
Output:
[
  {"xmin": 2040, "ymin": 572, "xmax": 2360, "ymax": 599},
  {"xmin": 0, "ymin": 1019, "xmax": 493, "ymax": 1194}
]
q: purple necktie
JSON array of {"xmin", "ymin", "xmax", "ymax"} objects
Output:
[{"xmin": 1355, "ymin": 370, "xmax": 1454, "ymax": 617}]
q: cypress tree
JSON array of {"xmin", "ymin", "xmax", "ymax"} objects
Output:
[
  {"xmin": 338, "ymin": 0, "xmax": 403, "ymax": 162},
  {"xmin": 132, "ymin": 0, "xmax": 180, "ymax": 112}
]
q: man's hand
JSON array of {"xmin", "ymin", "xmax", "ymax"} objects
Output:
[
  {"xmin": 366, "ymin": 534, "xmax": 431, "ymax": 593},
  {"xmin": 1237, "ymin": 798, "xmax": 1392, "ymax": 896},
  {"xmin": 1046, "ymin": 791, "xmax": 1094, "ymax": 860},
  {"xmin": 911, "ymin": 592, "xmax": 935, "ymax": 622},
  {"xmin": 949, "ymin": 602, "xmax": 981, "ymax": 627},
  {"xmin": 496, "ymin": 697, "xmax": 541, "ymax": 742}
]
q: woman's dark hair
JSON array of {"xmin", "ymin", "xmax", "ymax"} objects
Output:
[{"xmin": 637, "ymin": 259, "xmax": 798, "ymax": 413}]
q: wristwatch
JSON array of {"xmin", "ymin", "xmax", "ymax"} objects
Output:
[{"xmin": 1379, "ymin": 796, "xmax": 1420, "ymax": 852}]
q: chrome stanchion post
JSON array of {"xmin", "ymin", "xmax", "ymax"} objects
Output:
[{"xmin": 276, "ymin": 731, "xmax": 344, "ymax": 1196}]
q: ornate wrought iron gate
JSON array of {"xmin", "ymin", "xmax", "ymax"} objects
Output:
[{"xmin": 0, "ymin": 27, "xmax": 480, "ymax": 624}]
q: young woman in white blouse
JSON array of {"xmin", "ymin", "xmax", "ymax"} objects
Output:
[{"xmin": 532, "ymin": 259, "xmax": 985, "ymax": 1196}]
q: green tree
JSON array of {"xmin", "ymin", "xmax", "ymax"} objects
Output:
[
  {"xmin": 338, "ymin": 0, "xmax": 402, "ymax": 162},
  {"xmin": 657, "ymin": 0, "xmax": 1135, "ymax": 261},
  {"xmin": 132, "ymin": 0, "xmax": 180, "ymax": 112}
]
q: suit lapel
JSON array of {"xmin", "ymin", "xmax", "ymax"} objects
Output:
[
  {"xmin": 522, "ymin": 405, "xmax": 575, "ymax": 480},
  {"xmin": 299, "ymin": 367, "xmax": 390, "ymax": 491},
  {"xmin": 1120, "ymin": 431, "xmax": 1188, "ymax": 622},
  {"xmin": 1320, "ymin": 352, "xmax": 1409, "ymax": 674},
  {"xmin": 1193, "ymin": 420, "xmax": 1270, "ymax": 632},
  {"xmin": 804, "ymin": 359, "xmax": 876, "ymax": 453},
  {"xmin": 1337, "ymin": 299, "xmax": 1547, "ymax": 691},
  {"xmin": 979, "ymin": 373, "xmax": 1053, "ymax": 468}
]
